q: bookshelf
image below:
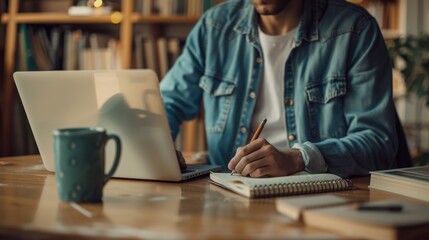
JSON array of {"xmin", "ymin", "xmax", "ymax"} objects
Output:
[
  {"xmin": 348, "ymin": 0, "xmax": 402, "ymax": 39},
  {"xmin": 0, "ymin": 0, "xmax": 217, "ymax": 156}
]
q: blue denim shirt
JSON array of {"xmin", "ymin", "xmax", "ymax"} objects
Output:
[{"xmin": 160, "ymin": 0, "xmax": 398, "ymax": 178}]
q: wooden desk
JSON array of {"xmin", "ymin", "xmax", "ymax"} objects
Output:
[{"xmin": 0, "ymin": 155, "xmax": 424, "ymax": 239}]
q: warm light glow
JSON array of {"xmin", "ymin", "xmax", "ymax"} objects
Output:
[
  {"xmin": 110, "ymin": 11, "xmax": 122, "ymax": 24},
  {"xmin": 93, "ymin": 0, "xmax": 103, "ymax": 8}
]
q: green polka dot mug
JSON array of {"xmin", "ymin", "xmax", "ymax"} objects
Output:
[{"xmin": 53, "ymin": 127, "xmax": 121, "ymax": 202}]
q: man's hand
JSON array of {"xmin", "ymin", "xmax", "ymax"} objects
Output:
[
  {"xmin": 227, "ymin": 138, "xmax": 304, "ymax": 177},
  {"xmin": 175, "ymin": 150, "xmax": 187, "ymax": 170}
]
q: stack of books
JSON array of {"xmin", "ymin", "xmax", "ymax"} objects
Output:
[
  {"xmin": 270, "ymin": 166, "xmax": 429, "ymax": 240},
  {"xmin": 369, "ymin": 166, "xmax": 429, "ymax": 202}
]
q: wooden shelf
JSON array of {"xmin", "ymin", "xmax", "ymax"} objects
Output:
[
  {"xmin": 1, "ymin": 13, "xmax": 200, "ymax": 25},
  {"xmin": 1, "ymin": 13, "xmax": 117, "ymax": 24},
  {"xmin": 132, "ymin": 14, "xmax": 200, "ymax": 24}
]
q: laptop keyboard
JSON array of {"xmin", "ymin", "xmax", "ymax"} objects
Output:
[{"xmin": 181, "ymin": 169, "xmax": 197, "ymax": 174}]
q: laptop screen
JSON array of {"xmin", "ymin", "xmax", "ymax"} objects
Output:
[{"xmin": 14, "ymin": 70, "xmax": 185, "ymax": 181}]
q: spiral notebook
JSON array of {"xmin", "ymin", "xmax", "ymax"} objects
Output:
[{"xmin": 209, "ymin": 172, "xmax": 355, "ymax": 198}]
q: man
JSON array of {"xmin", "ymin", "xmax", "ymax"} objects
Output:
[{"xmin": 160, "ymin": 0, "xmax": 398, "ymax": 178}]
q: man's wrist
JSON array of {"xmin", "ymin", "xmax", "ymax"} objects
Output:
[
  {"xmin": 291, "ymin": 149, "xmax": 305, "ymax": 173},
  {"xmin": 291, "ymin": 142, "xmax": 328, "ymax": 173}
]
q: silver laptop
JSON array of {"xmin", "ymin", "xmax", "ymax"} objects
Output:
[{"xmin": 14, "ymin": 69, "xmax": 220, "ymax": 181}]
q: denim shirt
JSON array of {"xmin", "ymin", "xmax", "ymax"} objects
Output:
[{"xmin": 160, "ymin": 0, "xmax": 398, "ymax": 178}]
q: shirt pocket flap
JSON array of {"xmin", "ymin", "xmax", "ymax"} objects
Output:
[
  {"xmin": 199, "ymin": 76, "xmax": 235, "ymax": 96},
  {"xmin": 306, "ymin": 78, "xmax": 346, "ymax": 104}
]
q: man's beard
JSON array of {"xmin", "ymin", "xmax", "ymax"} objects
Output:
[{"xmin": 252, "ymin": 0, "xmax": 292, "ymax": 16}]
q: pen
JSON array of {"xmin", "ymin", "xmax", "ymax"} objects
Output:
[
  {"xmin": 231, "ymin": 118, "xmax": 267, "ymax": 175},
  {"xmin": 356, "ymin": 204, "xmax": 403, "ymax": 212},
  {"xmin": 250, "ymin": 118, "xmax": 267, "ymax": 142}
]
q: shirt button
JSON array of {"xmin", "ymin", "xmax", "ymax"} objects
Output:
[
  {"xmin": 256, "ymin": 57, "xmax": 263, "ymax": 63},
  {"xmin": 240, "ymin": 127, "xmax": 247, "ymax": 134},
  {"xmin": 284, "ymin": 99, "xmax": 294, "ymax": 106},
  {"xmin": 288, "ymin": 134, "xmax": 296, "ymax": 141},
  {"xmin": 249, "ymin": 91, "xmax": 256, "ymax": 99}
]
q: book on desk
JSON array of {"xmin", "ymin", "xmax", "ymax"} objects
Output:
[
  {"xmin": 276, "ymin": 196, "xmax": 429, "ymax": 240},
  {"xmin": 276, "ymin": 194, "xmax": 358, "ymax": 221},
  {"xmin": 369, "ymin": 165, "xmax": 429, "ymax": 202}
]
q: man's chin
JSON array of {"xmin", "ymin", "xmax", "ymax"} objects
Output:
[
  {"xmin": 255, "ymin": 6, "xmax": 283, "ymax": 16},
  {"xmin": 253, "ymin": 0, "xmax": 291, "ymax": 16}
]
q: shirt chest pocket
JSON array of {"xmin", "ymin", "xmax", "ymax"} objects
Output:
[
  {"xmin": 199, "ymin": 76, "xmax": 235, "ymax": 133},
  {"xmin": 306, "ymin": 78, "xmax": 346, "ymax": 104},
  {"xmin": 305, "ymin": 77, "xmax": 347, "ymax": 139}
]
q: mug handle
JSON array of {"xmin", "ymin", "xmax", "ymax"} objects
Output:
[{"xmin": 104, "ymin": 134, "xmax": 121, "ymax": 185}]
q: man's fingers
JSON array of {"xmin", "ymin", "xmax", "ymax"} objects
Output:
[
  {"xmin": 228, "ymin": 147, "xmax": 243, "ymax": 170},
  {"xmin": 249, "ymin": 166, "xmax": 271, "ymax": 178},
  {"xmin": 229, "ymin": 138, "xmax": 267, "ymax": 172},
  {"xmin": 241, "ymin": 158, "xmax": 268, "ymax": 176},
  {"xmin": 235, "ymin": 149, "xmax": 266, "ymax": 174}
]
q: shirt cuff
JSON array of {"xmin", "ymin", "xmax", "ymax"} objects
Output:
[{"xmin": 292, "ymin": 142, "xmax": 328, "ymax": 173}]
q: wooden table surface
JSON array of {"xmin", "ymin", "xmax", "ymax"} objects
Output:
[{"xmin": 0, "ymin": 155, "xmax": 423, "ymax": 239}]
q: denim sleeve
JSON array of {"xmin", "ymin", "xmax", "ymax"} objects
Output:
[
  {"xmin": 160, "ymin": 17, "xmax": 207, "ymax": 139},
  {"xmin": 313, "ymin": 19, "xmax": 398, "ymax": 178}
]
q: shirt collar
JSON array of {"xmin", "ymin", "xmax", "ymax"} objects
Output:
[{"xmin": 233, "ymin": 0, "xmax": 328, "ymax": 45}]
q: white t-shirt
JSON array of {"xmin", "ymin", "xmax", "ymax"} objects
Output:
[{"xmin": 251, "ymin": 28, "xmax": 296, "ymax": 153}]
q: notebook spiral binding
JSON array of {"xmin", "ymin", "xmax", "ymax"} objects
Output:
[{"xmin": 251, "ymin": 179, "xmax": 354, "ymax": 198}]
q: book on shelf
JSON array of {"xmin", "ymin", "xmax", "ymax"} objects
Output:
[
  {"xmin": 30, "ymin": 28, "xmax": 52, "ymax": 71},
  {"xmin": 209, "ymin": 172, "xmax": 355, "ymax": 198},
  {"xmin": 141, "ymin": 0, "xmax": 154, "ymax": 15},
  {"xmin": 21, "ymin": 27, "xmax": 62, "ymax": 70},
  {"xmin": 39, "ymin": 28, "xmax": 62, "ymax": 70},
  {"xmin": 134, "ymin": 35, "xmax": 184, "ymax": 77},
  {"xmin": 17, "ymin": 24, "xmax": 38, "ymax": 71},
  {"xmin": 156, "ymin": 37, "xmax": 169, "ymax": 78},
  {"xmin": 134, "ymin": 0, "xmax": 220, "ymax": 16},
  {"xmin": 19, "ymin": 0, "xmax": 72, "ymax": 13},
  {"xmin": 369, "ymin": 165, "xmax": 429, "ymax": 202},
  {"xmin": 89, "ymin": 33, "xmax": 101, "ymax": 69},
  {"xmin": 134, "ymin": 34, "xmax": 145, "ymax": 69},
  {"xmin": 143, "ymin": 37, "xmax": 159, "ymax": 74},
  {"xmin": 367, "ymin": 0, "xmax": 398, "ymax": 30},
  {"xmin": 109, "ymin": 39, "xmax": 122, "ymax": 70},
  {"xmin": 300, "ymin": 200, "xmax": 429, "ymax": 240},
  {"xmin": 62, "ymin": 29, "xmax": 122, "ymax": 70},
  {"xmin": 167, "ymin": 38, "xmax": 181, "ymax": 67},
  {"xmin": 63, "ymin": 29, "xmax": 79, "ymax": 70}
]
